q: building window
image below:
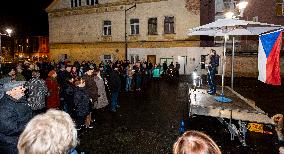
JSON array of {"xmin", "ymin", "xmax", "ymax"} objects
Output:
[
  {"xmin": 276, "ymin": 0, "xmax": 284, "ymax": 16},
  {"xmin": 103, "ymin": 20, "xmax": 111, "ymax": 36},
  {"xmin": 164, "ymin": 16, "xmax": 175, "ymax": 34},
  {"xmin": 86, "ymin": 0, "xmax": 98, "ymax": 5},
  {"xmin": 252, "ymin": 16, "xmax": 258, "ymax": 22},
  {"xmin": 160, "ymin": 58, "xmax": 173, "ymax": 66},
  {"xmin": 148, "ymin": 18, "xmax": 157, "ymax": 35},
  {"xmin": 130, "ymin": 19, "xmax": 139, "ymax": 35},
  {"xmin": 103, "ymin": 54, "xmax": 112, "ymax": 63},
  {"xmin": 71, "ymin": 0, "xmax": 81, "ymax": 7},
  {"xmin": 223, "ymin": 0, "xmax": 236, "ymax": 11},
  {"xmin": 130, "ymin": 54, "xmax": 139, "ymax": 63}
]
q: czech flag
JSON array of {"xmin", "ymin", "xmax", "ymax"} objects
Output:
[{"xmin": 258, "ymin": 30, "xmax": 282, "ymax": 85}]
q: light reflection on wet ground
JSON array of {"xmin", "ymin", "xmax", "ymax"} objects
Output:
[{"xmin": 77, "ymin": 77, "xmax": 282, "ymax": 154}]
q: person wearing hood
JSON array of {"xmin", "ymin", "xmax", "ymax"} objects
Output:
[{"xmin": 0, "ymin": 81, "xmax": 33, "ymax": 154}]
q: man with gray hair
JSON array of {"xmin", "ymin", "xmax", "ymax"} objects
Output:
[{"xmin": 0, "ymin": 81, "xmax": 33, "ymax": 153}]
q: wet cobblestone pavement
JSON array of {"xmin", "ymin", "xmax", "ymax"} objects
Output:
[{"xmin": 77, "ymin": 77, "xmax": 283, "ymax": 154}]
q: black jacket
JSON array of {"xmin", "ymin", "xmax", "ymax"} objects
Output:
[
  {"xmin": 108, "ymin": 70, "xmax": 121, "ymax": 92},
  {"xmin": 0, "ymin": 95, "xmax": 32, "ymax": 154},
  {"xmin": 74, "ymin": 87, "xmax": 90, "ymax": 117}
]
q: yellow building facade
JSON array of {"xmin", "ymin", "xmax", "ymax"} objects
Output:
[{"xmin": 46, "ymin": 0, "xmax": 200, "ymax": 65}]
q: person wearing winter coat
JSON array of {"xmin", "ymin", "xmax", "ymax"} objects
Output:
[
  {"xmin": 108, "ymin": 67, "xmax": 121, "ymax": 112},
  {"xmin": 152, "ymin": 64, "xmax": 161, "ymax": 80},
  {"xmin": 74, "ymin": 79, "xmax": 91, "ymax": 129},
  {"xmin": 93, "ymin": 69, "xmax": 109, "ymax": 109},
  {"xmin": 63, "ymin": 76, "xmax": 76, "ymax": 119},
  {"xmin": 46, "ymin": 70, "xmax": 60, "ymax": 109},
  {"xmin": 82, "ymin": 66, "xmax": 98, "ymax": 127},
  {"xmin": 24, "ymin": 71, "xmax": 48, "ymax": 115},
  {"xmin": 0, "ymin": 81, "xmax": 33, "ymax": 154},
  {"xmin": 82, "ymin": 66, "xmax": 99, "ymax": 104}
]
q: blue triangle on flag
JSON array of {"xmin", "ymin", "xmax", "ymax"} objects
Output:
[{"xmin": 260, "ymin": 31, "xmax": 281, "ymax": 58}]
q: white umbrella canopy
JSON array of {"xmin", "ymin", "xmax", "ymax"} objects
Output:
[
  {"xmin": 187, "ymin": 18, "xmax": 283, "ymax": 100},
  {"xmin": 189, "ymin": 29, "xmax": 226, "ymax": 36},
  {"xmin": 226, "ymin": 28, "xmax": 255, "ymax": 36},
  {"xmin": 188, "ymin": 18, "xmax": 283, "ymax": 34},
  {"xmin": 190, "ymin": 18, "xmax": 248, "ymax": 31}
]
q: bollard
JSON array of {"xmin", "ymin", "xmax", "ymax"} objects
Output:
[{"xmin": 179, "ymin": 119, "xmax": 186, "ymax": 135}]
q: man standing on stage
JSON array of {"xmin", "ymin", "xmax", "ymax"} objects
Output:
[{"xmin": 207, "ymin": 49, "xmax": 219, "ymax": 95}]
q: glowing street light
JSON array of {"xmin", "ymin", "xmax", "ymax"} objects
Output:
[
  {"xmin": 5, "ymin": 28, "xmax": 13, "ymax": 37},
  {"xmin": 236, "ymin": 0, "xmax": 248, "ymax": 17},
  {"xmin": 236, "ymin": 1, "xmax": 248, "ymax": 10},
  {"xmin": 224, "ymin": 0, "xmax": 248, "ymax": 19}
]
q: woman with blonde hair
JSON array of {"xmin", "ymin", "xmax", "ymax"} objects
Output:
[
  {"xmin": 17, "ymin": 109, "xmax": 78, "ymax": 154},
  {"xmin": 173, "ymin": 130, "xmax": 221, "ymax": 154}
]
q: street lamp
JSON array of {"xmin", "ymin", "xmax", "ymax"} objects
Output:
[
  {"xmin": 0, "ymin": 28, "xmax": 13, "ymax": 71},
  {"xmin": 124, "ymin": 3, "xmax": 136, "ymax": 61},
  {"xmin": 236, "ymin": 0, "xmax": 248, "ymax": 17},
  {"xmin": 224, "ymin": 0, "xmax": 248, "ymax": 89},
  {"xmin": 6, "ymin": 29, "xmax": 13, "ymax": 37},
  {"xmin": 224, "ymin": 0, "xmax": 248, "ymax": 19}
]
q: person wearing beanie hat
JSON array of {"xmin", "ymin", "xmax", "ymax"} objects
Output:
[
  {"xmin": 0, "ymin": 81, "xmax": 26, "ymax": 97},
  {"xmin": 0, "ymin": 81, "xmax": 33, "ymax": 153}
]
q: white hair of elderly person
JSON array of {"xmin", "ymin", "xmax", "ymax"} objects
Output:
[{"xmin": 17, "ymin": 109, "xmax": 79, "ymax": 154}]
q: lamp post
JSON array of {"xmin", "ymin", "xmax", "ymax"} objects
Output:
[
  {"xmin": 224, "ymin": 0, "xmax": 248, "ymax": 89},
  {"xmin": 225, "ymin": 0, "xmax": 248, "ymax": 19},
  {"xmin": 0, "ymin": 28, "xmax": 13, "ymax": 71},
  {"xmin": 124, "ymin": 3, "xmax": 136, "ymax": 61}
]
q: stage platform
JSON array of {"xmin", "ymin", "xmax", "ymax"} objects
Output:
[{"xmin": 188, "ymin": 85, "xmax": 274, "ymax": 125}]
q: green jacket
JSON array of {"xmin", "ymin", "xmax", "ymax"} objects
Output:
[{"xmin": 152, "ymin": 68, "xmax": 161, "ymax": 78}]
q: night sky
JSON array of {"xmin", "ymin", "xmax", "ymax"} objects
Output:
[{"xmin": 0, "ymin": 0, "xmax": 53, "ymax": 36}]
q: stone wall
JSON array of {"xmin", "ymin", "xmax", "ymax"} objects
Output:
[{"xmin": 226, "ymin": 56, "xmax": 284, "ymax": 78}]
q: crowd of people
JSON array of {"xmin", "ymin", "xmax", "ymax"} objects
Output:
[
  {"xmin": 0, "ymin": 59, "xmax": 182, "ymax": 153},
  {"xmin": 1, "ymin": 58, "xmax": 282, "ymax": 153}
]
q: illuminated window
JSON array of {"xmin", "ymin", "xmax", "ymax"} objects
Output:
[
  {"xmin": 276, "ymin": 0, "xmax": 284, "ymax": 16},
  {"xmin": 252, "ymin": 16, "xmax": 258, "ymax": 22},
  {"xmin": 130, "ymin": 19, "xmax": 139, "ymax": 35},
  {"xmin": 103, "ymin": 55, "xmax": 112, "ymax": 63},
  {"xmin": 103, "ymin": 20, "xmax": 111, "ymax": 36}
]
